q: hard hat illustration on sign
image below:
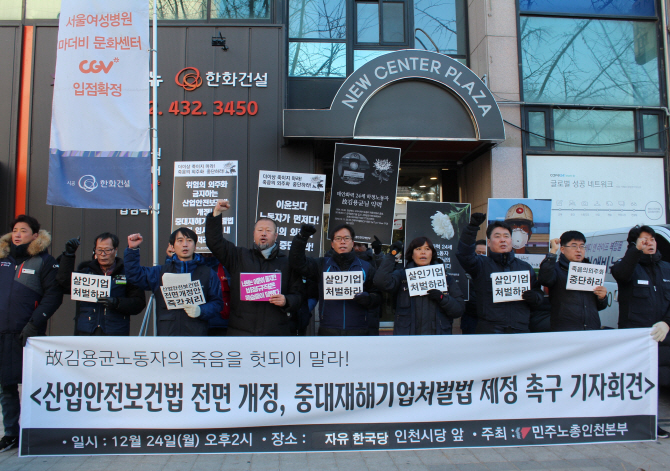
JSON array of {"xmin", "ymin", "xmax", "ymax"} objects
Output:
[{"xmin": 505, "ymin": 203, "xmax": 534, "ymax": 227}]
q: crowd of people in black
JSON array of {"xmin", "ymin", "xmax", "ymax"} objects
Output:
[{"xmin": 1, "ymin": 203, "xmax": 669, "ymax": 449}]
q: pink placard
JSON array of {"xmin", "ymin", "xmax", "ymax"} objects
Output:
[{"xmin": 240, "ymin": 273, "xmax": 282, "ymax": 301}]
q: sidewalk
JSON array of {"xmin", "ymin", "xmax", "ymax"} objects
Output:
[{"xmin": 1, "ymin": 391, "xmax": 669, "ymax": 471}]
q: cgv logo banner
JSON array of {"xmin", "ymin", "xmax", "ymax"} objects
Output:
[{"xmin": 47, "ymin": 0, "xmax": 150, "ymax": 209}]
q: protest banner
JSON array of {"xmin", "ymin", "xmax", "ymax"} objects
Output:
[
  {"xmin": 405, "ymin": 265, "xmax": 448, "ymax": 297},
  {"xmin": 70, "ymin": 273, "xmax": 111, "ymax": 302},
  {"xmin": 47, "ymin": 0, "xmax": 151, "ymax": 209},
  {"xmin": 566, "ymin": 263, "xmax": 606, "ymax": 291},
  {"xmin": 487, "ymin": 199, "xmax": 552, "ymax": 269},
  {"xmin": 240, "ymin": 273, "xmax": 282, "ymax": 301},
  {"xmin": 160, "ymin": 280, "xmax": 205, "ymax": 310},
  {"xmin": 405, "ymin": 201, "xmax": 470, "ymax": 300},
  {"xmin": 171, "ymin": 161, "xmax": 238, "ymax": 252},
  {"xmin": 323, "ymin": 272, "xmax": 364, "ymax": 300},
  {"xmin": 491, "ymin": 271, "xmax": 531, "ymax": 303},
  {"xmin": 20, "ymin": 329, "xmax": 657, "ymax": 456},
  {"xmin": 329, "ymin": 144, "xmax": 400, "ymax": 245},
  {"xmin": 256, "ymin": 171, "xmax": 326, "ymax": 255}
]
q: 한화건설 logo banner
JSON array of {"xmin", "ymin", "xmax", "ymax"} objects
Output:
[
  {"xmin": 47, "ymin": 0, "xmax": 151, "ymax": 209},
  {"xmin": 20, "ymin": 329, "xmax": 657, "ymax": 456}
]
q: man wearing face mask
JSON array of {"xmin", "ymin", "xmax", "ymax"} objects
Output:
[
  {"xmin": 290, "ymin": 224, "xmax": 381, "ymax": 336},
  {"xmin": 205, "ymin": 199, "xmax": 304, "ymax": 336},
  {"xmin": 57, "ymin": 233, "xmax": 146, "ymax": 335},
  {"xmin": 456, "ymin": 213, "xmax": 544, "ymax": 334},
  {"xmin": 504, "ymin": 204, "xmax": 534, "ymax": 254},
  {"xmin": 611, "ymin": 226, "xmax": 670, "ymax": 438}
]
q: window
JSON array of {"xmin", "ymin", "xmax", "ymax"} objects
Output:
[
  {"xmin": 289, "ymin": 42, "xmax": 347, "ymax": 77},
  {"xmin": 519, "ymin": 0, "xmax": 655, "ymax": 17},
  {"xmin": 520, "ymin": 17, "xmax": 660, "ymax": 106},
  {"xmin": 553, "ymin": 109, "xmax": 635, "ymax": 153},
  {"xmin": 527, "ymin": 111, "xmax": 547, "ymax": 148},
  {"xmin": 0, "ymin": 0, "xmax": 22, "ymax": 20},
  {"xmin": 212, "ymin": 0, "xmax": 269, "ymax": 19},
  {"xmin": 414, "ymin": 0, "xmax": 466, "ymax": 55},
  {"xmin": 25, "ymin": 0, "xmax": 60, "ymax": 19},
  {"xmin": 641, "ymin": 113, "xmax": 661, "ymax": 150}
]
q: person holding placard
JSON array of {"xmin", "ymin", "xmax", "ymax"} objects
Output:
[
  {"xmin": 291, "ymin": 224, "xmax": 381, "ymax": 336},
  {"xmin": 206, "ymin": 200, "xmax": 304, "ymax": 336},
  {"xmin": 374, "ymin": 237, "xmax": 464, "ymax": 335},
  {"xmin": 57, "ymin": 233, "xmax": 146, "ymax": 335},
  {"xmin": 124, "ymin": 228, "xmax": 222, "ymax": 336},
  {"xmin": 0, "ymin": 215, "xmax": 63, "ymax": 452},
  {"xmin": 538, "ymin": 231, "xmax": 607, "ymax": 331},
  {"xmin": 456, "ymin": 213, "xmax": 544, "ymax": 334}
]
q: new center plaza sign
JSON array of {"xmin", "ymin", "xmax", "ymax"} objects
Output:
[{"xmin": 283, "ymin": 50, "xmax": 505, "ymax": 141}]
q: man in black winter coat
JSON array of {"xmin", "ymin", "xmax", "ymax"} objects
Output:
[
  {"xmin": 538, "ymin": 231, "xmax": 607, "ymax": 331},
  {"xmin": 456, "ymin": 213, "xmax": 544, "ymax": 334},
  {"xmin": 205, "ymin": 199, "xmax": 304, "ymax": 336},
  {"xmin": 611, "ymin": 225, "xmax": 670, "ymax": 438},
  {"xmin": 57, "ymin": 232, "xmax": 146, "ymax": 335}
]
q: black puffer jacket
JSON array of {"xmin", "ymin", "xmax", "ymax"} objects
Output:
[
  {"xmin": 205, "ymin": 213, "xmax": 304, "ymax": 336},
  {"xmin": 456, "ymin": 224, "xmax": 544, "ymax": 333},
  {"xmin": 57, "ymin": 255, "xmax": 146, "ymax": 335},
  {"xmin": 538, "ymin": 253, "xmax": 606, "ymax": 331},
  {"xmin": 611, "ymin": 246, "xmax": 670, "ymax": 329},
  {"xmin": 374, "ymin": 254, "xmax": 464, "ymax": 335}
]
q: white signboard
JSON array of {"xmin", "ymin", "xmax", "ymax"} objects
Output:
[
  {"xmin": 405, "ymin": 265, "xmax": 448, "ymax": 297},
  {"xmin": 566, "ymin": 262, "xmax": 606, "ymax": 291},
  {"xmin": 491, "ymin": 271, "xmax": 531, "ymax": 303},
  {"xmin": 323, "ymin": 271, "xmax": 364, "ymax": 299},
  {"xmin": 21, "ymin": 330, "xmax": 657, "ymax": 456},
  {"xmin": 70, "ymin": 273, "xmax": 111, "ymax": 302},
  {"xmin": 526, "ymin": 155, "xmax": 666, "ymax": 239},
  {"xmin": 160, "ymin": 280, "xmax": 205, "ymax": 309}
]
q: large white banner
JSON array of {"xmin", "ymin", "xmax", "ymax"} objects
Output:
[
  {"xmin": 21, "ymin": 330, "xmax": 657, "ymax": 456},
  {"xmin": 47, "ymin": 0, "xmax": 151, "ymax": 209},
  {"xmin": 526, "ymin": 155, "xmax": 666, "ymax": 239}
]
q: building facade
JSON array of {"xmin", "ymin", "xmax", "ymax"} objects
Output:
[{"xmin": 0, "ymin": 0, "xmax": 667, "ymax": 334}]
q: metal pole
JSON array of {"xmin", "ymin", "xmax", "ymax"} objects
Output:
[{"xmin": 151, "ymin": 0, "xmax": 159, "ymax": 336}]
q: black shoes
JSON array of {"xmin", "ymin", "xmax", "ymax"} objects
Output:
[
  {"xmin": 0, "ymin": 435, "xmax": 18, "ymax": 452},
  {"xmin": 657, "ymin": 427, "xmax": 669, "ymax": 439}
]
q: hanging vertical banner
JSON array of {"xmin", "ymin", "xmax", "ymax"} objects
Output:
[
  {"xmin": 172, "ymin": 161, "xmax": 238, "ymax": 252},
  {"xmin": 256, "ymin": 171, "xmax": 326, "ymax": 255},
  {"xmin": 405, "ymin": 201, "xmax": 471, "ymax": 300},
  {"xmin": 329, "ymin": 144, "xmax": 400, "ymax": 245},
  {"xmin": 46, "ymin": 0, "xmax": 151, "ymax": 209}
]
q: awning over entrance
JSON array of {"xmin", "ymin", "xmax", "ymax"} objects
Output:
[{"xmin": 283, "ymin": 51, "xmax": 506, "ymax": 156}]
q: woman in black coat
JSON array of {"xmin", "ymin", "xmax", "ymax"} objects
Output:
[{"xmin": 374, "ymin": 236, "xmax": 465, "ymax": 335}]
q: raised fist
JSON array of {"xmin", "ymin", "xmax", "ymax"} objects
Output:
[
  {"xmin": 127, "ymin": 233, "xmax": 143, "ymax": 249},
  {"xmin": 470, "ymin": 213, "xmax": 487, "ymax": 227}
]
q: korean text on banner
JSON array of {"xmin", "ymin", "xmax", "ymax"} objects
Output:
[
  {"xmin": 240, "ymin": 273, "xmax": 282, "ymax": 301},
  {"xmin": 405, "ymin": 265, "xmax": 448, "ymax": 297},
  {"xmin": 20, "ymin": 329, "xmax": 657, "ymax": 456},
  {"xmin": 47, "ymin": 0, "xmax": 151, "ymax": 209},
  {"xmin": 491, "ymin": 271, "xmax": 531, "ymax": 303},
  {"xmin": 566, "ymin": 263, "xmax": 606, "ymax": 291},
  {"xmin": 70, "ymin": 273, "xmax": 111, "ymax": 302},
  {"xmin": 323, "ymin": 271, "xmax": 364, "ymax": 299},
  {"xmin": 160, "ymin": 280, "xmax": 205, "ymax": 310}
]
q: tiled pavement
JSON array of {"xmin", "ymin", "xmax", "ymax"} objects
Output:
[{"xmin": 1, "ymin": 391, "xmax": 669, "ymax": 470}]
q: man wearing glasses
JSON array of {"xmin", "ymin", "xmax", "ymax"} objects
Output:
[
  {"xmin": 611, "ymin": 225, "xmax": 670, "ymax": 438},
  {"xmin": 538, "ymin": 231, "xmax": 608, "ymax": 331},
  {"xmin": 57, "ymin": 233, "xmax": 146, "ymax": 335},
  {"xmin": 456, "ymin": 213, "xmax": 544, "ymax": 334},
  {"xmin": 290, "ymin": 224, "xmax": 381, "ymax": 336}
]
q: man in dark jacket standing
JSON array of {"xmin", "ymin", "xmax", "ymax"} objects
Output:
[
  {"xmin": 291, "ymin": 224, "xmax": 381, "ymax": 336},
  {"xmin": 538, "ymin": 231, "xmax": 607, "ymax": 331},
  {"xmin": 206, "ymin": 199, "xmax": 303, "ymax": 336},
  {"xmin": 456, "ymin": 213, "xmax": 544, "ymax": 334},
  {"xmin": 124, "ymin": 228, "xmax": 222, "ymax": 336},
  {"xmin": 57, "ymin": 233, "xmax": 146, "ymax": 335},
  {"xmin": 0, "ymin": 215, "xmax": 62, "ymax": 451},
  {"xmin": 611, "ymin": 225, "xmax": 670, "ymax": 439}
]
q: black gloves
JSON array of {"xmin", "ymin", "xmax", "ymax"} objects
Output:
[
  {"xmin": 98, "ymin": 297, "xmax": 120, "ymax": 309},
  {"xmin": 353, "ymin": 292, "xmax": 372, "ymax": 307},
  {"xmin": 371, "ymin": 236, "xmax": 382, "ymax": 255},
  {"xmin": 390, "ymin": 241, "xmax": 403, "ymax": 257},
  {"xmin": 64, "ymin": 237, "xmax": 81, "ymax": 256},
  {"xmin": 20, "ymin": 321, "xmax": 39, "ymax": 347},
  {"xmin": 299, "ymin": 224, "xmax": 317, "ymax": 239},
  {"xmin": 426, "ymin": 289, "xmax": 444, "ymax": 302},
  {"xmin": 522, "ymin": 290, "xmax": 543, "ymax": 307},
  {"xmin": 470, "ymin": 213, "xmax": 487, "ymax": 227}
]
